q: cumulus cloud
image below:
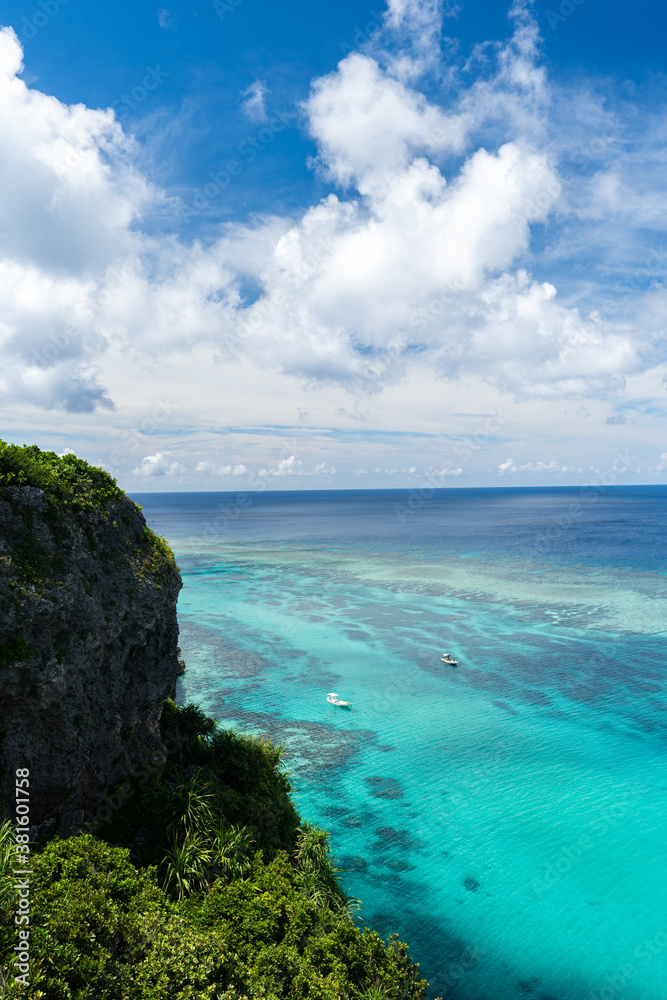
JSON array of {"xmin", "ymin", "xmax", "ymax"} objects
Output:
[
  {"xmin": 307, "ymin": 53, "xmax": 466, "ymax": 188},
  {"xmin": 0, "ymin": 26, "xmax": 156, "ymax": 411},
  {"xmin": 195, "ymin": 461, "xmax": 249, "ymax": 476},
  {"xmin": 428, "ymin": 465, "xmax": 462, "ymax": 477},
  {"xmin": 498, "ymin": 457, "xmax": 569, "ymax": 475},
  {"xmin": 132, "ymin": 452, "xmax": 184, "ymax": 477},
  {"xmin": 0, "ymin": 3, "xmax": 663, "ymax": 418},
  {"xmin": 258, "ymin": 455, "xmax": 303, "ymax": 477}
]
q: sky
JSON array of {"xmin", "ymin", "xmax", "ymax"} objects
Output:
[{"xmin": 1, "ymin": 0, "xmax": 666, "ymax": 491}]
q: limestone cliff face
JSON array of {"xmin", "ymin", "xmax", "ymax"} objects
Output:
[{"xmin": 0, "ymin": 476, "xmax": 182, "ymax": 835}]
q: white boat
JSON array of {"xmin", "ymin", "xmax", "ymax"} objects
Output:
[
  {"xmin": 327, "ymin": 692, "xmax": 352, "ymax": 708},
  {"xmin": 441, "ymin": 653, "xmax": 458, "ymax": 666}
]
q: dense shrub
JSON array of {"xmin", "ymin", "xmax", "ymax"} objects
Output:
[
  {"xmin": 1, "ymin": 836, "xmax": 428, "ymax": 1000},
  {"xmin": 0, "ymin": 442, "xmax": 124, "ymax": 512},
  {"xmin": 0, "ymin": 704, "xmax": 431, "ymax": 1000},
  {"xmin": 100, "ymin": 701, "xmax": 301, "ymax": 866}
]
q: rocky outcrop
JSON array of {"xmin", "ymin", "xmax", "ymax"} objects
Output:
[{"xmin": 0, "ymin": 477, "xmax": 182, "ymax": 835}]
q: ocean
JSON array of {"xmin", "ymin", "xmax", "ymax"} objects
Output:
[{"xmin": 131, "ymin": 487, "xmax": 667, "ymax": 1000}]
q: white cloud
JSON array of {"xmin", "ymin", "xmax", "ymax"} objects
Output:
[
  {"xmin": 132, "ymin": 452, "xmax": 184, "ymax": 477},
  {"xmin": 380, "ymin": 0, "xmax": 448, "ymax": 78},
  {"xmin": 498, "ymin": 457, "xmax": 569, "ymax": 475},
  {"xmin": 195, "ymin": 461, "xmax": 248, "ymax": 476},
  {"xmin": 0, "ymin": 26, "xmax": 155, "ymax": 411},
  {"xmin": 157, "ymin": 8, "xmax": 178, "ymax": 28},
  {"xmin": 307, "ymin": 54, "xmax": 466, "ymax": 189},
  {"xmin": 429, "ymin": 465, "xmax": 462, "ymax": 477},
  {"xmin": 0, "ymin": 4, "xmax": 665, "ymax": 428},
  {"xmin": 258, "ymin": 455, "xmax": 303, "ymax": 477},
  {"xmin": 241, "ymin": 80, "xmax": 268, "ymax": 123}
]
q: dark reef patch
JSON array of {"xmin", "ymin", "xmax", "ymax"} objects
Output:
[
  {"xmin": 516, "ymin": 978, "xmax": 540, "ymax": 994},
  {"xmin": 340, "ymin": 855, "xmax": 369, "ymax": 872},
  {"xmin": 386, "ymin": 858, "xmax": 416, "ymax": 872},
  {"xmin": 374, "ymin": 826, "xmax": 411, "ymax": 850},
  {"xmin": 199, "ymin": 700, "xmax": 383, "ymax": 779},
  {"xmin": 323, "ymin": 806, "xmax": 349, "ymax": 817},
  {"xmin": 463, "ymin": 877, "xmax": 480, "ymax": 892},
  {"xmin": 365, "ymin": 775, "xmax": 404, "ymax": 799}
]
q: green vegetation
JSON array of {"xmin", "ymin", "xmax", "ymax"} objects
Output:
[
  {"xmin": 0, "ymin": 819, "xmax": 16, "ymax": 929},
  {"xmin": 0, "ymin": 442, "xmax": 176, "ymax": 588},
  {"xmin": 0, "ymin": 442, "xmax": 124, "ymax": 512},
  {"xmin": 0, "ymin": 637, "xmax": 33, "ymax": 668},
  {"xmin": 0, "ymin": 704, "xmax": 430, "ymax": 1000}
]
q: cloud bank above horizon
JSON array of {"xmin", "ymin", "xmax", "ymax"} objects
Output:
[{"xmin": 0, "ymin": 0, "xmax": 666, "ymax": 487}]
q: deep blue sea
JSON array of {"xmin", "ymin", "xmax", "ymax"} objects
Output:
[{"xmin": 131, "ymin": 487, "xmax": 667, "ymax": 1000}]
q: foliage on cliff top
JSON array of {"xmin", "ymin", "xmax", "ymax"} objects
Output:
[
  {"xmin": 0, "ymin": 442, "xmax": 177, "ymax": 586},
  {"xmin": 0, "ymin": 441, "xmax": 124, "ymax": 512}
]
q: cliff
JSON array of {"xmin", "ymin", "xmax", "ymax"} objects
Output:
[{"xmin": 0, "ymin": 442, "xmax": 182, "ymax": 836}]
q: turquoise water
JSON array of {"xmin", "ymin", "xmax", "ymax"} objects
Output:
[{"xmin": 134, "ymin": 488, "xmax": 667, "ymax": 1000}]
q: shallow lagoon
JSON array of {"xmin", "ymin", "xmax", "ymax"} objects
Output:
[{"xmin": 134, "ymin": 488, "xmax": 667, "ymax": 1000}]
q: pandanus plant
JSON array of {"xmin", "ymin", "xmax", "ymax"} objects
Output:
[
  {"xmin": 146, "ymin": 767, "xmax": 215, "ymax": 840},
  {"xmin": 161, "ymin": 830, "xmax": 214, "ymax": 900},
  {"xmin": 161, "ymin": 822, "xmax": 253, "ymax": 898},
  {"xmin": 293, "ymin": 823, "xmax": 360, "ymax": 917},
  {"xmin": 211, "ymin": 821, "xmax": 253, "ymax": 881}
]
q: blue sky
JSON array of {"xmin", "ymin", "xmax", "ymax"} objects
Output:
[{"xmin": 0, "ymin": 0, "xmax": 666, "ymax": 488}]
